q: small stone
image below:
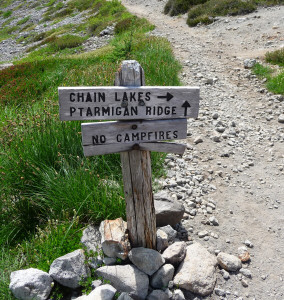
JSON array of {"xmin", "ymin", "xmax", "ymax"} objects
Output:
[
  {"xmin": 238, "ymin": 246, "xmax": 250, "ymax": 262},
  {"xmin": 194, "ymin": 136, "xmax": 203, "ymax": 144},
  {"xmin": 241, "ymin": 279, "xmax": 249, "ymax": 287},
  {"xmin": 99, "ymin": 218, "xmax": 131, "ymax": 260},
  {"xmin": 212, "ymin": 112, "xmax": 219, "ymax": 119},
  {"xmin": 164, "ymin": 288, "xmax": 172, "ymax": 299},
  {"xmin": 151, "ymin": 264, "xmax": 175, "ymax": 289},
  {"xmin": 96, "ymin": 265, "xmax": 148, "ymax": 299},
  {"xmin": 209, "ymin": 216, "xmax": 219, "ymax": 226},
  {"xmin": 49, "ymin": 249, "xmax": 90, "ymax": 289},
  {"xmin": 157, "ymin": 229, "xmax": 169, "ymax": 252},
  {"xmin": 172, "ymin": 289, "xmax": 185, "ymax": 300},
  {"xmin": 220, "ymin": 269, "xmax": 230, "ymax": 279},
  {"xmin": 215, "ymin": 288, "xmax": 226, "ymax": 296},
  {"xmin": 147, "ymin": 290, "xmax": 169, "ymax": 300},
  {"xmin": 81, "ymin": 225, "xmax": 101, "ymax": 253},
  {"xmin": 244, "ymin": 240, "xmax": 253, "ymax": 248},
  {"xmin": 155, "ymin": 192, "xmax": 185, "ymax": 227},
  {"xmin": 244, "ymin": 59, "xmax": 256, "ymax": 69},
  {"xmin": 278, "ymin": 114, "xmax": 284, "ymax": 123},
  {"xmin": 117, "ymin": 292, "xmax": 134, "ymax": 300},
  {"xmin": 240, "ymin": 268, "xmax": 252, "ymax": 278},
  {"xmin": 9, "ymin": 268, "xmax": 53, "ymax": 300},
  {"xmin": 103, "ymin": 257, "xmax": 117, "ymax": 265},
  {"xmin": 128, "ymin": 247, "xmax": 165, "ymax": 276},
  {"xmin": 159, "ymin": 225, "xmax": 177, "ymax": 243},
  {"xmin": 162, "ymin": 241, "xmax": 187, "ymax": 266},
  {"xmin": 91, "ymin": 279, "xmax": 102, "ymax": 289},
  {"xmin": 217, "ymin": 252, "xmax": 242, "ymax": 272},
  {"xmin": 212, "ymin": 135, "xmax": 221, "ymax": 142},
  {"xmin": 88, "ymin": 284, "xmax": 117, "ymax": 299},
  {"xmin": 198, "ymin": 230, "xmax": 209, "ymax": 238}
]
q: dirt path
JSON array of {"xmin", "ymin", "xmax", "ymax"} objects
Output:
[{"xmin": 120, "ymin": 1, "xmax": 284, "ymax": 299}]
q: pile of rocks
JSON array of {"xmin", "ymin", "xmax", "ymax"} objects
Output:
[{"xmin": 10, "ymin": 214, "xmax": 250, "ymax": 300}]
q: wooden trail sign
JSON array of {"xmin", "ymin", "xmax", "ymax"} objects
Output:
[
  {"xmin": 81, "ymin": 118, "xmax": 187, "ymax": 156},
  {"xmin": 59, "ymin": 86, "xmax": 199, "ymax": 121},
  {"xmin": 58, "ymin": 60, "xmax": 200, "ymax": 250}
]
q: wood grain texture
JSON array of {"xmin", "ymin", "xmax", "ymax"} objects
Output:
[
  {"xmin": 116, "ymin": 60, "xmax": 157, "ymax": 249},
  {"xmin": 83, "ymin": 141, "xmax": 186, "ymax": 156},
  {"xmin": 81, "ymin": 119, "xmax": 187, "ymax": 146}
]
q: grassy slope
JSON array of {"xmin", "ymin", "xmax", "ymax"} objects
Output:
[{"xmin": 0, "ymin": 1, "xmax": 182, "ymax": 299}]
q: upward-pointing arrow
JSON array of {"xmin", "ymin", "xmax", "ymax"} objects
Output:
[
  {"xmin": 157, "ymin": 92, "xmax": 173, "ymax": 101},
  {"xmin": 181, "ymin": 101, "xmax": 191, "ymax": 116}
]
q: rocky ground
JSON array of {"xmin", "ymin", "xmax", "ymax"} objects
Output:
[
  {"xmin": 117, "ymin": 1, "xmax": 284, "ymax": 299},
  {"xmin": 1, "ymin": 1, "xmax": 284, "ymax": 299}
]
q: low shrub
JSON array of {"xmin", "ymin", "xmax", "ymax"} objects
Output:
[
  {"xmin": 187, "ymin": 14, "xmax": 213, "ymax": 26},
  {"xmin": 115, "ymin": 17, "xmax": 134, "ymax": 34},
  {"xmin": 3, "ymin": 10, "xmax": 12, "ymax": 18},
  {"xmin": 265, "ymin": 48, "xmax": 284, "ymax": 66},
  {"xmin": 54, "ymin": 8, "xmax": 73, "ymax": 19},
  {"xmin": 52, "ymin": 34, "xmax": 85, "ymax": 50},
  {"xmin": 187, "ymin": 0, "xmax": 256, "ymax": 26},
  {"xmin": 164, "ymin": 0, "xmax": 208, "ymax": 16}
]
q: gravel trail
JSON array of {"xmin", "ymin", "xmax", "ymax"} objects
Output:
[{"xmin": 119, "ymin": 1, "xmax": 284, "ymax": 299}]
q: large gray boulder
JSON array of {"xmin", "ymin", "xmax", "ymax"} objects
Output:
[
  {"xmin": 154, "ymin": 192, "xmax": 185, "ymax": 227},
  {"xmin": 99, "ymin": 218, "xmax": 131, "ymax": 260},
  {"xmin": 128, "ymin": 247, "xmax": 165, "ymax": 276},
  {"xmin": 217, "ymin": 252, "xmax": 242, "ymax": 272},
  {"xmin": 96, "ymin": 265, "xmax": 149, "ymax": 299},
  {"xmin": 49, "ymin": 249, "xmax": 90, "ymax": 289},
  {"xmin": 151, "ymin": 264, "xmax": 175, "ymax": 289},
  {"xmin": 9, "ymin": 268, "xmax": 53, "ymax": 300},
  {"xmin": 173, "ymin": 243, "xmax": 217, "ymax": 296}
]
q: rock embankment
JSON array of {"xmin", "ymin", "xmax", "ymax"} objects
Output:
[{"xmin": 10, "ymin": 217, "xmax": 247, "ymax": 300}]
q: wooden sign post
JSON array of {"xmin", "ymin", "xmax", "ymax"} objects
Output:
[{"xmin": 58, "ymin": 60, "xmax": 200, "ymax": 249}]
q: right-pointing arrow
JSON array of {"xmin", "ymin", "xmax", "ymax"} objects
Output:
[
  {"xmin": 181, "ymin": 101, "xmax": 191, "ymax": 116},
  {"xmin": 157, "ymin": 92, "xmax": 173, "ymax": 101}
]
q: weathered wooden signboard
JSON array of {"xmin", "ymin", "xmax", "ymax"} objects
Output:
[
  {"xmin": 58, "ymin": 60, "xmax": 200, "ymax": 250},
  {"xmin": 82, "ymin": 119, "xmax": 187, "ymax": 156},
  {"xmin": 59, "ymin": 86, "xmax": 199, "ymax": 121}
]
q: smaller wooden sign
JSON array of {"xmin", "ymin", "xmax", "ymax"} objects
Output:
[{"xmin": 82, "ymin": 118, "xmax": 187, "ymax": 156}]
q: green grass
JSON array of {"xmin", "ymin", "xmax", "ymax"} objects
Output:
[
  {"xmin": 16, "ymin": 16, "xmax": 30, "ymax": 26},
  {"xmin": 3, "ymin": 10, "xmax": 12, "ymax": 18},
  {"xmin": 252, "ymin": 48, "xmax": 284, "ymax": 95},
  {"xmin": 0, "ymin": 0, "xmax": 181, "ymax": 298},
  {"xmin": 0, "ymin": 26, "xmax": 18, "ymax": 42}
]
